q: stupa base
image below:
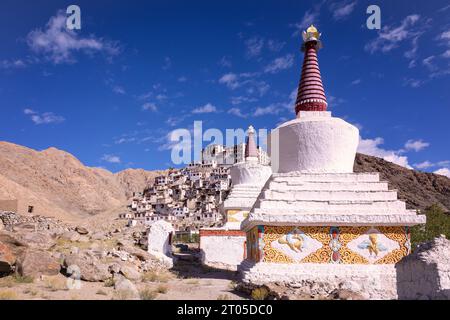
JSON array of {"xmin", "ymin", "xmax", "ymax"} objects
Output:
[
  {"xmin": 239, "ymin": 260, "xmax": 398, "ymax": 299},
  {"xmin": 199, "ymin": 227, "xmax": 246, "ymax": 271}
]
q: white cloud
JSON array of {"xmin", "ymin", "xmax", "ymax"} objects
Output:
[
  {"xmin": 101, "ymin": 154, "xmax": 121, "ymax": 164},
  {"xmin": 267, "ymin": 39, "xmax": 285, "ymax": 52},
  {"xmin": 434, "ymin": 168, "xmax": 450, "ymax": 178},
  {"xmin": 254, "ymin": 104, "xmax": 280, "ymax": 117},
  {"xmin": 245, "ymin": 37, "xmax": 264, "ymax": 58},
  {"xmin": 227, "ymin": 107, "xmax": 247, "ymax": 118},
  {"xmin": 351, "ymin": 79, "xmax": 361, "ymax": 85},
  {"xmin": 192, "ymin": 103, "xmax": 217, "ymax": 114},
  {"xmin": 422, "ymin": 56, "xmax": 437, "ymax": 71},
  {"xmin": 330, "ymin": 1, "xmax": 357, "ymax": 21},
  {"xmin": 23, "ymin": 108, "xmax": 65, "ymax": 125},
  {"xmin": 264, "ymin": 54, "xmax": 294, "ymax": 74},
  {"xmin": 365, "ymin": 15, "xmax": 421, "ymax": 54},
  {"xmin": 219, "ymin": 73, "xmax": 239, "ymax": 89},
  {"xmin": 403, "ymin": 77, "xmax": 425, "ymax": 88},
  {"xmin": 177, "ymin": 76, "xmax": 187, "ymax": 82},
  {"xmin": 357, "ymin": 137, "xmax": 411, "ymax": 168},
  {"xmin": 162, "ymin": 57, "xmax": 171, "ymax": 70},
  {"xmin": 230, "ymin": 96, "xmax": 257, "ymax": 105},
  {"xmin": 27, "ymin": 11, "xmax": 119, "ymax": 64},
  {"xmin": 112, "ymin": 86, "xmax": 126, "ymax": 95},
  {"xmin": 1, "ymin": 59, "xmax": 26, "ymax": 69},
  {"xmin": 404, "ymin": 139, "xmax": 429, "ymax": 152},
  {"xmin": 219, "ymin": 56, "xmax": 232, "ymax": 68},
  {"xmin": 414, "ymin": 161, "xmax": 433, "ymax": 169},
  {"xmin": 218, "ymin": 72, "xmax": 269, "ymax": 97},
  {"xmin": 291, "ymin": 9, "xmax": 320, "ymax": 36},
  {"xmin": 414, "ymin": 160, "xmax": 450, "ymax": 170},
  {"xmin": 142, "ymin": 102, "xmax": 157, "ymax": 112}
]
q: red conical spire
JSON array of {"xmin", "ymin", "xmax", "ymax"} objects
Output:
[{"xmin": 295, "ymin": 25, "xmax": 327, "ymax": 115}]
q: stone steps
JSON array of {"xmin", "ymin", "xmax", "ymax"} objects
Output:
[
  {"xmin": 256, "ymin": 199, "xmax": 407, "ymax": 211},
  {"xmin": 268, "ymin": 181, "xmax": 389, "ymax": 191},
  {"xmin": 252, "ymin": 207, "xmax": 417, "ymax": 215},
  {"xmin": 261, "ymin": 190, "xmax": 398, "ymax": 201},
  {"xmin": 271, "ymin": 172, "xmax": 380, "ymax": 183}
]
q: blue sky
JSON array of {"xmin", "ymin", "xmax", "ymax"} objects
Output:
[{"xmin": 0, "ymin": 0, "xmax": 449, "ymax": 175}]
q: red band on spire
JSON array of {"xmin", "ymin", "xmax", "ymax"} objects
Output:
[{"xmin": 295, "ymin": 41, "xmax": 327, "ymax": 115}]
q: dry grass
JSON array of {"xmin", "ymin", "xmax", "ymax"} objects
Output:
[
  {"xmin": 217, "ymin": 294, "xmax": 231, "ymax": 300},
  {"xmin": 185, "ymin": 278, "xmax": 199, "ymax": 285},
  {"xmin": 156, "ymin": 284, "xmax": 168, "ymax": 294},
  {"xmin": 139, "ymin": 288, "xmax": 158, "ymax": 300},
  {"xmin": 251, "ymin": 287, "xmax": 269, "ymax": 300},
  {"xmin": 44, "ymin": 277, "xmax": 68, "ymax": 292},
  {"xmin": 142, "ymin": 270, "xmax": 173, "ymax": 283},
  {"xmin": 23, "ymin": 288, "xmax": 38, "ymax": 296},
  {"xmin": 114, "ymin": 289, "xmax": 136, "ymax": 300},
  {"xmin": 96, "ymin": 289, "xmax": 108, "ymax": 296},
  {"xmin": 104, "ymin": 278, "xmax": 115, "ymax": 287},
  {"xmin": 0, "ymin": 290, "xmax": 17, "ymax": 300},
  {"xmin": 0, "ymin": 274, "xmax": 34, "ymax": 288}
]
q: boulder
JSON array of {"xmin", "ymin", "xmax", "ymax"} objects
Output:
[
  {"xmin": 15, "ymin": 249, "xmax": 60, "ymax": 278},
  {"xmin": 64, "ymin": 252, "xmax": 110, "ymax": 282},
  {"xmin": 0, "ymin": 242, "xmax": 16, "ymax": 273},
  {"xmin": 114, "ymin": 274, "xmax": 140, "ymax": 300},
  {"xmin": 91, "ymin": 232, "xmax": 106, "ymax": 241},
  {"xmin": 60, "ymin": 231, "xmax": 80, "ymax": 242},
  {"xmin": 75, "ymin": 226, "xmax": 89, "ymax": 235},
  {"xmin": 19, "ymin": 232, "xmax": 56, "ymax": 250},
  {"xmin": 0, "ymin": 232, "xmax": 28, "ymax": 273},
  {"xmin": 119, "ymin": 263, "xmax": 141, "ymax": 281},
  {"xmin": 108, "ymin": 263, "xmax": 121, "ymax": 274}
]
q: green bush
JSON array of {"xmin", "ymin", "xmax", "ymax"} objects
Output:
[{"xmin": 411, "ymin": 204, "xmax": 450, "ymax": 250}]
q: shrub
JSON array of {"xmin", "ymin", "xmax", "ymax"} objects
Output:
[
  {"xmin": 0, "ymin": 290, "xmax": 17, "ymax": 300},
  {"xmin": 156, "ymin": 284, "xmax": 168, "ymax": 294},
  {"xmin": 140, "ymin": 288, "xmax": 158, "ymax": 300},
  {"xmin": 217, "ymin": 294, "xmax": 231, "ymax": 300},
  {"xmin": 411, "ymin": 204, "xmax": 450, "ymax": 250},
  {"xmin": 251, "ymin": 287, "xmax": 269, "ymax": 300},
  {"xmin": 142, "ymin": 270, "xmax": 172, "ymax": 283}
]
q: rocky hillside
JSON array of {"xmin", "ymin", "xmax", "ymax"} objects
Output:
[
  {"xmin": 0, "ymin": 142, "xmax": 162, "ymax": 221},
  {"xmin": 1, "ymin": 141, "xmax": 449, "ymax": 222},
  {"xmin": 354, "ymin": 153, "xmax": 450, "ymax": 212}
]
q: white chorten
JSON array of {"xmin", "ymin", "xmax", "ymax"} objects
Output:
[
  {"xmin": 200, "ymin": 126, "xmax": 272, "ymax": 270},
  {"xmin": 239, "ymin": 25, "xmax": 426, "ymax": 299}
]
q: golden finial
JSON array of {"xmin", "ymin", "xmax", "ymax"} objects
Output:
[{"xmin": 302, "ymin": 24, "xmax": 321, "ymax": 42}]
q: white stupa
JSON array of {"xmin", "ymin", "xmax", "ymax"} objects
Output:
[
  {"xmin": 200, "ymin": 126, "xmax": 272, "ymax": 270},
  {"xmin": 238, "ymin": 25, "xmax": 426, "ymax": 299}
]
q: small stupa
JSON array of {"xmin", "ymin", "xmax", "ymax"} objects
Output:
[
  {"xmin": 239, "ymin": 25, "xmax": 426, "ymax": 299},
  {"xmin": 200, "ymin": 126, "xmax": 272, "ymax": 270}
]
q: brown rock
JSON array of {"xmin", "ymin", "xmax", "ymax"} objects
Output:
[
  {"xmin": 19, "ymin": 232, "xmax": 56, "ymax": 250},
  {"xmin": 0, "ymin": 242, "xmax": 16, "ymax": 273},
  {"xmin": 16, "ymin": 248, "xmax": 60, "ymax": 278},
  {"xmin": 75, "ymin": 226, "xmax": 89, "ymax": 235},
  {"xmin": 64, "ymin": 252, "xmax": 110, "ymax": 282}
]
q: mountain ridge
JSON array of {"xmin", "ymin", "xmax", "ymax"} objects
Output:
[{"xmin": 0, "ymin": 141, "xmax": 449, "ymax": 222}]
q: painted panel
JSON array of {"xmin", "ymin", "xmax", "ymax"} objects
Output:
[{"xmin": 262, "ymin": 226, "xmax": 411, "ymax": 264}]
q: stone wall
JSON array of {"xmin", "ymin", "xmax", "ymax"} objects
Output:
[
  {"xmin": 396, "ymin": 235, "xmax": 450, "ymax": 300},
  {"xmin": 200, "ymin": 229, "xmax": 246, "ymax": 271}
]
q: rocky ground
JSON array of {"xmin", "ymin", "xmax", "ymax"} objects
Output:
[{"xmin": 0, "ymin": 211, "xmax": 245, "ymax": 300}]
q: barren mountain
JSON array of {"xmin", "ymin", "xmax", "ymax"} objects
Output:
[
  {"xmin": 354, "ymin": 153, "xmax": 450, "ymax": 212},
  {"xmin": 1, "ymin": 141, "xmax": 449, "ymax": 222},
  {"xmin": 0, "ymin": 142, "xmax": 161, "ymax": 221}
]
